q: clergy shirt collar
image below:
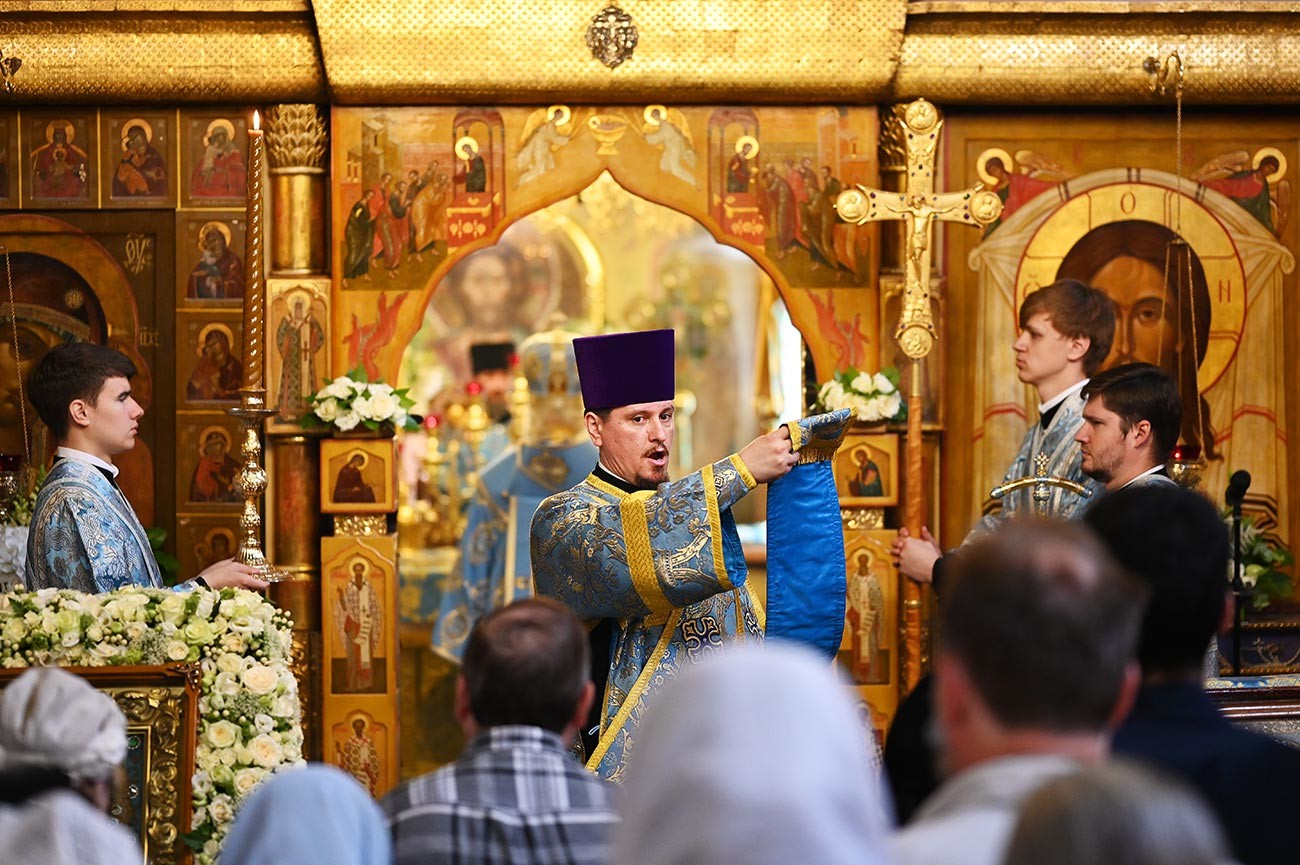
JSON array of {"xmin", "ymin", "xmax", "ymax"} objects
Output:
[
  {"xmin": 595, "ymin": 461, "xmax": 641, "ymax": 494},
  {"xmin": 1118, "ymin": 463, "xmax": 1167, "ymax": 490},
  {"xmin": 56, "ymin": 446, "xmax": 120, "ymax": 478},
  {"xmin": 1037, "ymin": 377, "xmax": 1088, "ymax": 416}
]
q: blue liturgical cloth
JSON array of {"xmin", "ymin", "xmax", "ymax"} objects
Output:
[{"xmin": 764, "ymin": 409, "xmax": 852, "ymax": 659}]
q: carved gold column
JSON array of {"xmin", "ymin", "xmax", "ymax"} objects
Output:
[{"xmin": 264, "ymin": 104, "xmax": 330, "ymax": 761}]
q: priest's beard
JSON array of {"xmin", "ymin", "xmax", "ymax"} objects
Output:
[{"xmin": 635, "ymin": 463, "xmax": 670, "ymax": 490}]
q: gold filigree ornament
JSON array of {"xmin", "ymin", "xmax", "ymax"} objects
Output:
[
  {"xmin": 586, "ymin": 4, "xmax": 639, "ymax": 69},
  {"xmin": 0, "ymin": 48, "xmax": 20, "ymax": 95}
]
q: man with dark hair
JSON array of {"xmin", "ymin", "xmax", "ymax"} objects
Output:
[
  {"xmin": 1086, "ymin": 485, "xmax": 1300, "ymax": 865},
  {"xmin": 1076, "ymin": 361, "xmax": 1181, "ymax": 491},
  {"xmin": 894, "ymin": 278, "xmax": 1115, "ymax": 585},
  {"xmin": 24, "ymin": 342, "xmax": 266, "ymax": 593},
  {"xmin": 891, "ymin": 519, "xmax": 1145, "ymax": 865},
  {"xmin": 383, "ymin": 598, "xmax": 618, "ymax": 865}
]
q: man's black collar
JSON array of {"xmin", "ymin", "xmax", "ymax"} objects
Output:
[{"xmin": 592, "ymin": 463, "xmax": 641, "ymax": 494}]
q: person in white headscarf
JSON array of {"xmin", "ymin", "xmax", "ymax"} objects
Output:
[
  {"xmin": 218, "ymin": 764, "xmax": 391, "ymax": 865},
  {"xmin": 0, "ymin": 666, "xmax": 127, "ymax": 810},
  {"xmin": 614, "ymin": 643, "xmax": 892, "ymax": 865},
  {"xmin": 0, "ymin": 666, "xmax": 141, "ymax": 865}
]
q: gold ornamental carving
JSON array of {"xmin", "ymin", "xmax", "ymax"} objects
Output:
[
  {"xmin": 0, "ymin": 7, "xmax": 324, "ymax": 104},
  {"xmin": 841, "ymin": 507, "xmax": 885, "ymax": 530},
  {"xmin": 586, "ymin": 4, "xmax": 639, "ymax": 69},
  {"xmin": 310, "ymin": 0, "xmax": 907, "ymax": 104},
  {"xmin": 894, "ymin": 8, "xmax": 1300, "ymax": 105},
  {"xmin": 335, "ymin": 514, "xmax": 389, "ymax": 536},
  {"xmin": 0, "ymin": 49, "xmax": 20, "ymax": 94},
  {"xmin": 266, "ymin": 104, "xmax": 329, "ymax": 171}
]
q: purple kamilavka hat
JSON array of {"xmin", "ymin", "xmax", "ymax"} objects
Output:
[{"xmin": 573, "ymin": 329, "xmax": 675, "ymax": 412}]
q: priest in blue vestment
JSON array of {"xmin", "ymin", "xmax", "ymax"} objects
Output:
[
  {"xmin": 530, "ymin": 329, "xmax": 849, "ymax": 781},
  {"xmin": 23, "ymin": 342, "xmax": 268, "ymax": 593},
  {"xmin": 431, "ymin": 327, "xmax": 598, "ymax": 662}
]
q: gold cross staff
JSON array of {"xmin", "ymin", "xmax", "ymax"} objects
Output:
[{"xmin": 834, "ymin": 98, "xmax": 1002, "ymax": 691}]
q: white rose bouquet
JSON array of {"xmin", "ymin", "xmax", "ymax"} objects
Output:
[
  {"xmin": 304, "ymin": 368, "xmax": 418, "ymax": 434},
  {"xmin": 815, "ymin": 367, "xmax": 905, "ymax": 423},
  {"xmin": 0, "ymin": 586, "xmax": 304, "ymax": 864},
  {"xmin": 1225, "ymin": 510, "xmax": 1295, "ymax": 611}
]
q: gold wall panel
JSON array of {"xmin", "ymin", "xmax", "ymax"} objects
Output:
[
  {"xmin": 895, "ymin": 10, "xmax": 1300, "ymax": 105},
  {"xmin": 0, "ymin": 5, "xmax": 324, "ymax": 103},
  {"xmin": 311, "ymin": 0, "xmax": 908, "ymax": 104}
]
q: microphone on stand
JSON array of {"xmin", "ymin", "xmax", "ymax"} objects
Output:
[
  {"xmin": 1225, "ymin": 469, "xmax": 1251, "ymax": 676},
  {"xmin": 1225, "ymin": 470, "xmax": 1251, "ymax": 508}
]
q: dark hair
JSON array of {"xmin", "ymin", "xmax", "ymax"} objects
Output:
[
  {"xmin": 1081, "ymin": 362, "xmax": 1182, "ymax": 463},
  {"xmin": 28, "ymin": 342, "xmax": 136, "ymax": 441},
  {"xmin": 941, "ymin": 519, "xmax": 1146, "ymax": 732},
  {"xmin": 1084, "ymin": 485, "xmax": 1228, "ymax": 674},
  {"xmin": 1019, "ymin": 279, "xmax": 1116, "ymax": 375},
  {"xmin": 462, "ymin": 597, "xmax": 590, "ymax": 733}
]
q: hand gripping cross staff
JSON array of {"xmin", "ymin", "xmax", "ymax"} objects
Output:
[{"xmin": 834, "ymin": 98, "xmax": 1002, "ymax": 691}]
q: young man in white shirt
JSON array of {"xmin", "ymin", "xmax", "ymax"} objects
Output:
[{"xmin": 24, "ymin": 342, "xmax": 266, "ymax": 593}]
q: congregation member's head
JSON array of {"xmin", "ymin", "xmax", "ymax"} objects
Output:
[
  {"xmin": 617, "ymin": 644, "xmax": 889, "ymax": 865},
  {"xmin": 936, "ymin": 519, "xmax": 1146, "ymax": 775},
  {"xmin": 218, "ymin": 764, "xmax": 390, "ymax": 865},
  {"xmin": 28, "ymin": 342, "xmax": 142, "ymax": 459},
  {"xmin": 457, "ymin": 597, "xmax": 594, "ymax": 740},
  {"xmin": 1003, "ymin": 760, "xmax": 1231, "ymax": 865},
  {"xmin": 575, "ymin": 329, "xmax": 676, "ymax": 489},
  {"xmin": 1076, "ymin": 362, "xmax": 1181, "ymax": 490},
  {"xmin": 0, "ymin": 666, "xmax": 127, "ymax": 812},
  {"xmin": 1084, "ymin": 484, "xmax": 1228, "ymax": 680},
  {"xmin": 1014, "ymin": 279, "xmax": 1115, "ymax": 395}
]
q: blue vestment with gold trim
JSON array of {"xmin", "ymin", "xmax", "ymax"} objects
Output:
[
  {"xmin": 431, "ymin": 439, "xmax": 598, "ymax": 662},
  {"xmin": 24, "ymin": 459, "xmax": 162, "ymax": 592},
  {"xmin": 970, "ymin": 388, "xmax": 1102, "ymax": 536},
  {"xmin": 531, "ymin": 454, "xmax": 763, "ymax": 782}
]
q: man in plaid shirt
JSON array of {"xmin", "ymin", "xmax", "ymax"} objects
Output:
[{"xmin": 382, "ymin": 598, "xmax": 618, "ymax": 865}]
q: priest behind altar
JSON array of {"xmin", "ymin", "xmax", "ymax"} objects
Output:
[
  {"xmin": 529, "ymin": 328, "xmax": 800, "ymax": 781},
  {"xmin": 23, "ymin": 342, "xmax": 268, "ymax": 593}
]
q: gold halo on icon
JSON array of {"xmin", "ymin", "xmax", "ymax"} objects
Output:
[
  {"xmin": 346, "ymin": 449, "xmax": 369, "ymax": 468},
  {"xmin": 198, "ymin": 425, "xmax": 233, "ymax": 452},
  {"xmin": 44, "ymin": 119, "xmax": 75, "ymax": 145},
  {"xmin": 735, "ymin": 135, "xmax": 760, "ymax": 159},
  {"xmin": 547, "ymin": 105, "xmax": 571, "ymax": 126},
  {"xmin": 1253, "ymin": 147, "xmax": 1287, "ymax": 183},
  {"xmin": 202, "ymin": 527, "xmax": 236, "ymax": 547},
  {"xmin": 643, "ymin": 104, "xmax": 667, "ymax": 127},
  {"xmin": 454, "ymin": 135, "xmax": 480, "ymax": 162},
  {"xmin": 345, "ymin": 555, "xmax": 370, "ymax": 575},
  {"xmin": 195, "ymin": 221, "xmax": 233, "ymax": 253},
  {"xmin": 121, "ymin": 118, "xmax": 154, "ymax": 149},
  {"xmin": 203, "ymin": 118, "xmax": 236, "ymax": 147},
  {"xmin": 195, "ymin": 322, "xmax": 235, "ymax": 356},
  {"xmin": 976, "ymin": 147, "xmax": 1014, "ymax": 187}
]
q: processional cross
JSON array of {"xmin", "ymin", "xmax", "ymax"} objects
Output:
[{"xmin": 834, "ymin": 98, "xmax": 1002, "ymax": 691}]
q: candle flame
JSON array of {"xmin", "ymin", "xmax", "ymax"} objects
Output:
[{"xmin": 252, "ymin": 110, "xmax": 261, "ymax": 131}]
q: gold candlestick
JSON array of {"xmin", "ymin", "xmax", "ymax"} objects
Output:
[{"xmin": 229, "ymin": 109, "xmax": 287, "ymax": 582}]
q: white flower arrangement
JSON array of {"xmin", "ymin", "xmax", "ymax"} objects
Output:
[
  {"xmin": 0, "ymin": 586, "xmax": 304, "ymax": 864},
  {"xmin": 815, "ymin": 367, "xmax": 905, "ymax": 423},
  {"xmin": 305, "ymin": 369, "xmax": 418, "ymax": 433}
]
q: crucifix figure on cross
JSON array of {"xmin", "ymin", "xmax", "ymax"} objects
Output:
[{"xmin": 834, "ymin": 97, "xmax": 1002, "ymax": 689}]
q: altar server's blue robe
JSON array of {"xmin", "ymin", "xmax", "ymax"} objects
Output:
[
  {"xmin": 431, "ymin": 439, "xmax": 598, "ymax": 662},
  {"xmin": 970, "ymin": 387, "xmax": 1102, "ymax": 536},
  {"xmin": 25, "ymin": 459, "xmax": 162, "ymax": 592}
]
